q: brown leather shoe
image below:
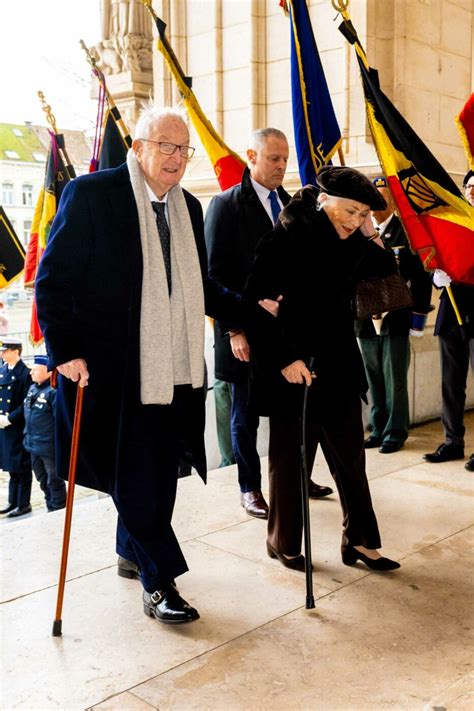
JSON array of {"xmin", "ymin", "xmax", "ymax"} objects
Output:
[
  {"xmin": 241, "ymin": 491, "xmax": 269, "ymax": 519},
  {"xmin": 308, "ymin": 480, "xmax": 333, "ymax": 499}
]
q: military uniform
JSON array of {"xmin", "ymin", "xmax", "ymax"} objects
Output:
[
  {"xmin": 24, "ymin": 376, "xmax": 66, "ymax": 511},
  {"xmin": 355, "ymin": 213, "xmax": 432, "ymax": 449},
  {"xmin": 0, "ymin": 353, "xmax": 32, "ymax": 513}
]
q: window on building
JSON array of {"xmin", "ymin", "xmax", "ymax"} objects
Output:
[
  {"xmin": 5, "ymin": 150, "xmax": 19, "ymax": 159},
  {"xmin": 23, "ymin": 220, "xmax": 32, "ymax": 245},
  {"xmin": 2, "ymin": 183, "xmax": 13, "ymax": 205},
  {"xmin": 22, "ymin": 184, "xmax": 33, "ymax": 206},
  {"xmin": 33, "ymin": 152, "xmax": 46, "ymax": 162}
]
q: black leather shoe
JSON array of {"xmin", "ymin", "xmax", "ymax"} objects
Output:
[
  {"xmin": 7, "ymin": 505, "xmax": 32, "ymax": 518},
  {"xmin": 0, "ymin": 503, "xmax": 15, "ymax": 515},
  {"xmin": 117, "ymin": 556, "xmax": 141, "ymax": 579},
  {"xmin": 143, "ymin": 584, "xmax": 199, "ymax": 624},
  {"xmin": 465, "ymin": 455, "xmax": 474, "ymax": 472},
  {"xmin": 342, "ymin": 545, "xmax": 400, "ymax": 571},
  {"xmin": 266, "ymin": 542, "xmax": 312, "ymax": 572},
  {"xmin": 364, "ymin": 436, "xmax": 382, "ymax": 449},
  {"xmin": 424, "ymin": 442, "xmax": 464, "ymax": 463},
  {"xmin": 379, "ymin": 442, "xmax": 404, "ymax": 454},
  {"xmin": 308, "ymin": 480, "xmax": 333, "ymax": 498},
  {"xmin": 241, "ymin": 491, "xmax": 269, "ymax": 519}
]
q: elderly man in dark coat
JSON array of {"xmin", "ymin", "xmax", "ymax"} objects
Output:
[
  {"xmin": 36, "ymin": 106, "xmax": 242, "ymax": 624},
  {"xmin": 0, "ymin": 337, "xmax": 32, "ymax": 518},
  {"xmin": 205, "ymin": 128, "xmax": 332, "ymax": 519}
]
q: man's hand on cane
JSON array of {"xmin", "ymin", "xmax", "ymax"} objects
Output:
[{"xmin": 57, "ymin": 359, "xmax": 90, "ymax": 387}]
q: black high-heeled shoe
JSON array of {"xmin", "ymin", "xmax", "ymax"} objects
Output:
[
  {"xmin": 266, "ymin": 542, "xmax": 312, "ymax": 572},
  {"xmin": 342, "ymin": 546, "xmax": 400, "ymax": 571}
]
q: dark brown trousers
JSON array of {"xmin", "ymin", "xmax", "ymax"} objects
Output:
[{"xmin": 267, "ymin": 393, "xmax": 381, "ymax": 556}]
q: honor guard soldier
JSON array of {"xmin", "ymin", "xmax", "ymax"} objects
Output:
[{"xmin": 0, "ymin": 337, "xmax": 33, "ymax": 517}]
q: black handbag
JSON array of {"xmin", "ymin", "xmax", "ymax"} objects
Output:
[{"xmin": 354, "ymin": 272, "xmax": 414, "ymax": 320}]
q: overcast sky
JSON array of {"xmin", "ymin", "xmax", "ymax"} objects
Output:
[{"xmin": 1, "ymin": 0, "xmax": 101, "ymax": 131}]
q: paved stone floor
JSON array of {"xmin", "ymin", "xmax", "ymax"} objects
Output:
[{"xmin": 1, "ymin": 414, "xmax": 473, "ymax": 710}]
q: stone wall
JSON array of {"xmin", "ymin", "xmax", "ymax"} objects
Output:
[{"xmin": 149, "ymin": 0, "xmax": 473, "ymax": 205}]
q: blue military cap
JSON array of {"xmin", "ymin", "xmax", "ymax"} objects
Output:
[
  {"xmin": 33, "ymin": 355, "xmax": 48, "ymax": 366},
  {"xmin": 0, "ymin": 337, "xmax": 23, "ymax": 350},
  {"xmin": 373, "ymin": 176, "xmax": 387, "ymax": 188}
]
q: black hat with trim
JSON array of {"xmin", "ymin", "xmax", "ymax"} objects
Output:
[{"xmin": 316, "ymin": 166, "xmax": 387, "ymax": 210}]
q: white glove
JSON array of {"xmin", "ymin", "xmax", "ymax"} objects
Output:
[
  {"xmin": 0, "ymin": 414, "xmax": 11, "ymax": 428},
  {"xmin": 433, "ymin": 269, "xmax": 452, "ymax": 288}
]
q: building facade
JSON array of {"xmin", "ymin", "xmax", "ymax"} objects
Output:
[
  {"xmin": 0, "ymin": 123, "xmax": 91, "ymax": 248},
  {"xmin": 146, "ymin": 0, "xmax": 473, "ymax": 206}
]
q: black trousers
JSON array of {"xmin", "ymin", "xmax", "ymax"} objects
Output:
[
  {"xmin": 268, "ymin": 392, "xmax": 381, "ymax": 556},
  {"xmin": 113, "ymin": 388, "xmax": 191, "ymax": 593},
  {"xmin": 439, "ymin": 330, "xmax": 474, "ymax": 446},
  {"xmin": 8, "ymin": 468, "xmax": 32, "ymax": 509}
]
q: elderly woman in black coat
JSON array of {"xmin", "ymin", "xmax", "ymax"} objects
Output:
[{"xmin": 244, "ymin": 166, "xmax": 401, "ymax": 572}]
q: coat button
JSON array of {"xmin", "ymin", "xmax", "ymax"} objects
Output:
[{"xmin": 7, "ymin": 399, "xmax": 10, "ymax": 403}]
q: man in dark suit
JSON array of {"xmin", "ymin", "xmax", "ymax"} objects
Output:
[
  {"xmin": 205, "ymin": 128, "xmax": 332, "ymax": 519},
  {"xmin": 36, "ymin": 106, "xmax": 241, "ymax": 624},
  {"xmin": 0, "ymin": 337, "xmax": 32, "ymax": 518},
  {"xmin": 424, "ymin": 170, "xmax": 474, "ymax": 471},
  {"xmin": 356, "ymin": 177, "xmax": 432, "ymax": 453}
]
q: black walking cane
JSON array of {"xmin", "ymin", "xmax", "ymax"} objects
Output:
[
  {"xmin": 52, "ymin": 380, "xmax": 85, "ymax": 637},
  {"xmin": 299, "ymin": 357, "xmax": 316, "ymax": 609}
]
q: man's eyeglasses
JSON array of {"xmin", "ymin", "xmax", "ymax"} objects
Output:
[{"xmin": 139, "ymin": 139, "xmax": 195, "ymax": 159}]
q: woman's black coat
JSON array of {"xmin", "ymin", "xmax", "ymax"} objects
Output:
[{"xmin": 244, "ymin": 186, "xmax": 397, "ymax": 417}]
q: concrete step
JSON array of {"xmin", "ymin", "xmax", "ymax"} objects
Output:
[{"xmin": 1, "ymin": 415, "xmax": 473, "ymax": 710}]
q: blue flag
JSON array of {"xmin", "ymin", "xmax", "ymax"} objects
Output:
[{"xmin": 289, "ymin": 0, "xmax": 341, "ymax": 186}]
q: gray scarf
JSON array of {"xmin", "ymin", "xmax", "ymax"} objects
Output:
[{"xmin": 127, "ymin": 150, "xmax": 205, "ymax": 405}]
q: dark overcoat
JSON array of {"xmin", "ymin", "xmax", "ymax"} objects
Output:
[
  {"xmin": 243, "ymin": 186, "xmax": 398, "ymax": 417},
  {"xmin": 0, "ymin": 359, "xmax": 32, "ymax": 471},
  {"xmin": 205, "ymin": 167, "xmax": 291, "ymax": 382},
  {"xmin": 35, "ymin": 163, "xmax": 239, "ymax": 494},
  {"xmin": 354, "ymin": 214, "xmax": 432, "ymax": 337}
]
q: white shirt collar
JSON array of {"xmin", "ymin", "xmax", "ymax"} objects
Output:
[
  {"xmin": 145, "ymin": 182, "xmax": 168, "ymax": 204},
  {"xmin": 250, "ymin": 177, "xmax": 273, "ymax": 203},
  {"xmin": 374, "ymin": 212, "xmax": 395, "ymax": 235}
]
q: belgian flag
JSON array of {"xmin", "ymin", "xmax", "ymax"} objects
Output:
[
  {"xmin": 25, "ymin": 131, "xmax": 73, "ymax": 344},
  {"xmin": 0, "ymin": 207, "xmax": 26, "ymax": 287},
  {"xmin": 150, "ymin": 9, "xmax": 245, "ymax": 191},
  {"xmin": 89, "ymin": 103, "xmax": 132, "ymax": 173},
  {"xmin": 456, "ymin": 93, "xmax": 474, "ymax": 169},
  {"xmin": 288, "ymin": 0, "xmax": 342, "ymax": 186},
  {"xmin": 339, "ymin": 15, "xmax": 474, "ymax": 285}
]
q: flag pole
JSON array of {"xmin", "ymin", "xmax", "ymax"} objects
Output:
[
  {"xmin": 333, "ymin": 0, "xmax": 466, "ymax": 325},
  {"xmin": 37, "ymin": 92, "xmax": 76, "ymax": 180},
  {"xmin": 52, "ymin": 381, "xmax": 85, "ymax": 637},
  {"xmin": 79, "ymin": 40, "xmax": 132, "ymax": 151}
]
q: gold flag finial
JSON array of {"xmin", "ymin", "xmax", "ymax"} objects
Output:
[
  {"xmin": 79, "ymin": 39, "xmax": 98, "ymax": 69},
  {"xmin": 37, "ymin": 91, "xmax": 58, "ymax": 134}
]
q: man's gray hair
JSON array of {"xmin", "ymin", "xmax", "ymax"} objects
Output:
[
  {"xmin": 248, "ymin": 127, "xmax": 288, "ymax": 151},
  {"xmin": 134, "ymin": 104, "xmax": 189, "ymax": 140}
]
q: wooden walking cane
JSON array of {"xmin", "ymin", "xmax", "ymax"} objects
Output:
[
  {"xmin": 52, "ymin": 380, "xmax": 85, "ymax": 637},
  {"xmin": 299, "ymin": 358, "xmax": 316, "ymax": 610}
]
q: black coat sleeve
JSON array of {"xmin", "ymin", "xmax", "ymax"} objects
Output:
[{"xmin": 35, "ymin": 180, "xmax": 93, "ymax": 370}]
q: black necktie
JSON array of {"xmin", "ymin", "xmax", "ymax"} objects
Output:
[
  {"xmin": 269, "ymin": 190, "xmax": 282, "ymax": 224},
  {"xmin": 151, "ymin": 201, "xmax": 172, "ymax": 294}
]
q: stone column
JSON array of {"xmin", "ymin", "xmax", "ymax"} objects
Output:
[{"xmin": 91, "ymin": 0, "xmax": 154, "ymax": 131}]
